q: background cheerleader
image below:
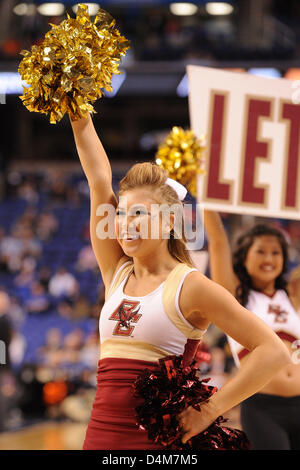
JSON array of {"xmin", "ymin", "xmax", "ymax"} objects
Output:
[{"xmin": 203, "ymin": 209, "xmax": 300, "ymax": 450}]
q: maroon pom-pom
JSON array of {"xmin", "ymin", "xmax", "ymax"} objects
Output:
[{"xmin": 133, "ymin": 353, "xmax": 250, "ymax": 450}]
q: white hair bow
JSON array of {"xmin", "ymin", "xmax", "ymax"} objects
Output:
[{"xmin": 165, "ymin": 177, "xmax": 187, "ymax": 201}]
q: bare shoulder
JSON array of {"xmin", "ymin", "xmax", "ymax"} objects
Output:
[
  {"xmin": 179, "ymin": 270, "xmax": 214, "ymax": 329},
  {"xmin": 183, "ymin": 270, "xmax": 213, "ymax": 291},
  {"xmin": 114, "ymin": 255, "xmax": 133, "ymax": 273},
  {"xmin": 185, "ymin": 269, "xmax": 237, "ymax": 294},
  {"xmin": 179, "ymin": 270, "xmax": 239, "ymax": 325},
  {"xmin": 182, "ymin": 270, "xmax": 220, "ymax": 302}
]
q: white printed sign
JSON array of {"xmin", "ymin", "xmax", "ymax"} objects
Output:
[{"xmin": 188, "ymin": 65, "xmax": 300, "ymax": 219}]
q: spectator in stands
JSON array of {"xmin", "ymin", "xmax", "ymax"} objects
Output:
[
  {"xmin": 4, "ymin": 222, "xmax": 42, "ymax": 273},
  {"xmin": 9, "ymin": 331, "xmax": 27, "ymax": 369},
  {"xmin": 205, "ymin": 347, "xmax": 228, "ymax": 389},
  {"xmin": 75, "ymin": 245, "xmax": 99, "ymax": 273},
  {"xmin": 17, "ymin": 176, "xmax": 39, "ymax": 205},
  {"xmin": 48, "ymin": 267, "xmax": 79, "ymax": 301},
  {"xmin": 0, "ymin": 290, "xmax": 14, "ymax": 431},
  {"xmin": 35, "ymin": 209, "xmax": 58, "ymax": 241},
  {"xmin": 37, "ymin": 328, "xmax": 64, "ymax": 367},
  {"xmin": 77, "ymin": 179, "xmax": 90, "ymax": 200},
  {"xmin": 20, "ymin": 225, "xmax": 42, "ymax": 260},
  {"xmin": 66, "ymin": 186, "xmax": 81, "ymax": 208},
  {"xmin": 23, "ymin": 281, "xmax": 51, "ymax": 314},
  {"xmin": 164, "ymin": 16, "xmax": 188, "ymax": 49},
  {"xmin": 43, "ymin": 328, "xmax": 63, "ymax": 352},
  {"xmin": 79, "ymin": 332, "xmax": 99, "ymax": 370},
  {"xmin": 40, "ymin": 348, "xmax": 64, "ymax": 369},
  {"xmin": 0, "ymin": 226, "xmax": 25, "ymax": 272},
  {"xmin": 48, "ymin": 176, "xmax": 69, "ymax": 205},
  {"xmin": 0, "ymin": 227, "xmax": 8, "ymax": 272},
  {"xmin": 36, "ymin": 265, "xmax": 52, "ymax": 292},
  {"xmin": 14, "ymin": 257, "xmax": 36, "ymax": 290},
  {"xmin": 72, "ymin": 294, "xmax": 91, "ymax": 319},
  {"xmin": 57, "ymin": 299, "xmax": 73, "ymax": 319},
  {"xmin": 0, "ymin": 290, "xmax": 12, "ymax": 363},
  {"xmin": 18, "ymin": 205, "xmax": 38, "ymax": 233},
  {"xmin": 59, "ymin": 387, "xmax": 95, "ymax": 423},
  {"xmin": 61, "ymin": 329, "xmax": 84, "ymax": 365},
  {"xmin": 8, "ymin": 296, "xmax": 25, "ymax": 327}
]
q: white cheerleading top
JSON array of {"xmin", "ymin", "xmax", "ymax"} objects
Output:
[
  {"xmin": 99, "ymin": 260, "xmax": 207, "ymax": 362},
  {"xmin": 227, "ymin": 289, "xmax": 300, "ymax": 367}
]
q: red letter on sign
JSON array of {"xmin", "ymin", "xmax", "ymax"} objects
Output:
[
  {"xmin": 241, "ymin": 99, "xmax": 272, "ymax": 205},
  {"xmin": 281, "ymin": 103, "xmax": 300, "ymax": 209},
  {"xmin": 206, "ymin": 93, "xmax": 232, "ymax": 201}
]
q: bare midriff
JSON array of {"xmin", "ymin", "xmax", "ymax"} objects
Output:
[{"xmin": 240, "ymin": 339, "xmax": 300, "ymax": 397}]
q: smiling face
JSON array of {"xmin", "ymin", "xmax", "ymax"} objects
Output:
[
  {"xmin": 244, "ymin": 235, "xmax": 284, "ymax": 287},
  {"xmin": 115, "ymin": 187, "xmax": 175, "ymax": 258}
]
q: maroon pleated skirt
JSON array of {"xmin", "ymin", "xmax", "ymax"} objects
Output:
[{"xmin": 82, "ymin": 357, "xmax": 165, "ymax": 450}]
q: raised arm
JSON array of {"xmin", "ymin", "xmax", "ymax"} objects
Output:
[
  {"xmin": 204, "ymin": 210, "xmax": 239, "ymax": 295},
  {"xmin": 70, "ymin": 114, "xmax": 126, "ymax": 288},
  {"xmin": 287, "ymin": 271, "xmax": 300, "ymax": 313}
]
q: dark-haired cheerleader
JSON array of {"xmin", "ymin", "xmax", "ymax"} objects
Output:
[{"xmin": 204, "ymin": 210, "xmax": 300, "ymax": 450}]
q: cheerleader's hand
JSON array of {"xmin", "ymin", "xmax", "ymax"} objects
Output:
[{"xmin": 178, "ymin": 400, "xmax": 220, "ymax": 444}]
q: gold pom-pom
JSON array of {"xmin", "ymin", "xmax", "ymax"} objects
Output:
[
  {"xmin": 18, "ymin": 4, "xmax": 130, "ymax": 124},
  {"xmin": 155, "ymin": 127, "xmax": 206, "ymax": 197}
]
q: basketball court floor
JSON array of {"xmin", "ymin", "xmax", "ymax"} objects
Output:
[{"xmin": 0, "ymin": 421, "xmax": 86, "ymax": 450}]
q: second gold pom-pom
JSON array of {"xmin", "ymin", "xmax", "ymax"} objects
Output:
[{"xmin": 155, "ymin": 127, "xmax": 206, "ymax": 197}]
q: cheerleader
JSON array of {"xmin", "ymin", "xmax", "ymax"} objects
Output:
[
  {"xmin": 203, "ymin": 210, "xmax": 300, "ymax": 450},
  {"xmin": 69, "ymin": 114, "xmax": 290, "ymax": 450}
]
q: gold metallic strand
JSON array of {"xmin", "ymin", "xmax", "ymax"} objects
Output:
[{"xmin": 18, "ymin": 4, "xmax": 130, "ymax": 124}]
